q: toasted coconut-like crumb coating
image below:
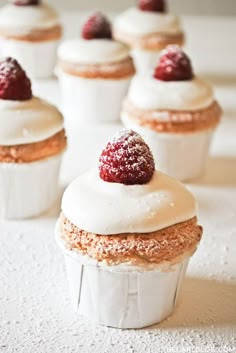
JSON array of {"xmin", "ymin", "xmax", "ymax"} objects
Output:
[
  {"xmin": 123, "ymin": 99, "xmax": 222, "ymax": 133},
  {"xmin": 0, "ymin": 129, "xmax": 66, "ymax": 163},
  {"xmin": 113, "ymin": 29, "xmax": 184, "ymax": 51},
  {"xmin": 60, "ymin": 213, "xmax": 202, "ymax": 266},
  {"xmin": 58, "ymin": 57, "xmax": 135, "ymax": 79},
  {"xmin": 0, "ymin": 25, "xmax": 62, "ymax": 42}
]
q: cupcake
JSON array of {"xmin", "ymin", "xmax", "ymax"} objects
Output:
[
  {"xmin": 56, "ymin": 129, "xmax": 202, "ymax": 329},
  {"xmin": 113, "ymin": 0, "xmax": 184, "ymax": 73},
  {"xmin": 0, "ymin": 57, "xmax": 66, "ymax": 219},
  {"xmin": 57, "ymin": 12, "xmax": 135, "ymax": 126},
  {"xmin": 0, "ymin": 0, "xmax": 62, "ymax": 79},
  {"xmin": 121, "ymin": 46, "xmax": 222, "ymax": 181}
]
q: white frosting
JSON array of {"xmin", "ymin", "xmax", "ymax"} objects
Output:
[
  {"xmin": 58, "ymin": 38, "xmax": 130, "ymax": 64},
  {"xmin": 62, "ymin": 169, "xmax": 197, "ymax": 235},
  {"xmin": 0, "ymin": 3, "xmax": 60, "ymax": 32},
  {"xmin": 0, "ymin": 97, "xmax": 64, "ymax": 146},
  {"xmin": 128, "ymin": 75, "xmax": 214, "ymax": 111},
  {"xmin": 114, "ymin": 7, "xmax": 182, "ymax": 36}
]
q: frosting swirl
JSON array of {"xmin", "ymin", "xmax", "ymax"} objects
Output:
[
  {"xmin": 58, "ymin": 38, "xmax": 130, "ymax": 65},
  {"xmin": 0, "ymin": 97, "xmax": 64, "ymax": 146},
  {"xmin": 62, "ymin": 169, "xmax": 197, "ymax": 235},
  {"xmin": 0, "ymin": 3, "xmax": 60, "ymax": 32},
  {"xmin": 128, "ymin": 75, "xmax": 214, "ymax": 111},
  {"xmin": 113, "ymin": 7, "xmax": 182, "ymax": 36}
]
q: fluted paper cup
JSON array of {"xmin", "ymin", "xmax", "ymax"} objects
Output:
[
  {"xmin": 58, "ymin": 70, "xmax": 131, "ymax": 127},
  {"xmin": 56, "ymin": 220, "xmax": 189, "ymax": 329},
  {"xmin": 0, "ymin": 38, "xmax": 59, "ymax": 79},
  {"xmin": 0, "ymin": 153, "xmax": 62, "ymax": 219},
  {"xmin": 122, "ymin": 114, "xmax": 214, "ymax": 181}
]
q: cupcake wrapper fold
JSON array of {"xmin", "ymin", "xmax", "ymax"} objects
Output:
[
  {"xmin": 58, "ymin": 70, "xmax": 131, "ymax": 126},
  {"xmin": 0, "ymin": 38, "xmax": 59, "ymax": 79},
  {"xmin": 56, "ymin": 221, "xmax": 189, "ymax": 329},
  {"xmin": 0, "ymin": 154, "xmax": 62, "ymax": 219}
]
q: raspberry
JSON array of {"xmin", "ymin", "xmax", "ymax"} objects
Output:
[
  {"xmin": 82, "ymin": 12, "xmax": 112, "ymax": 40},
  {"xmin": 154, "ymin": 45, "xmax": 194, "ymax": 81},
  {"xmin": 138, "ymin": 0, "xmax": 166, "ymax": 12},
  {"xmin": 99, "ymin": 129, "xmax": 155, "ymax": 185},
  {"xmin": 0, "ymin": 57, "xmax": 32, "ymax": 101},
  {"xmin": 11, "ymin": 0, "xmax": 40, "ymax": 5}
]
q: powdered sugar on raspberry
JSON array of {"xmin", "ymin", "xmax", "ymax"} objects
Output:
[
  {"xmin": 0, "ymin": 57, "xmax": 32, "ymax": 101},
  {"xmin": 154, "ymin": 45, "xmax": 194, "ymax": 81},
  {"xmin": 82, "ymin": 12, "xmax": 112, "ymax": 40},
  {"xmin": 99, "ymin": 129, "xmax": 155, "ymax": 185}
]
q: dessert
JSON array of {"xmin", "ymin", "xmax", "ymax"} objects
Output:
[
  {"xmin": 56, "ymin": 129, "xmax": 202, "ymax": 328},
  {"xmin": 121, "ymin": 46, "xmax": 222, "ymax": 181},
  {"xmin": 0, "ymin": 0, "xmax": 62, "ymax": 78},
  {"xmin": 57, "ymin": 12, "xmax": 135, "ymax": 126},
  {"xmin": 0, "ymin": 57, "xmax": 66, "ymax": 219},
  {"xmin": 113, "ymin": 0, "xmax": 184, "ymax": 73}
]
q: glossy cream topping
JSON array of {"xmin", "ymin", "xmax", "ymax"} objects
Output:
[
  {"xmin": 0, "ymin": 97, "xmax": 64, "ymax": 146},
  {"xmin": 58, "ymin": 38, "xmax": 130, "ymax": 64},
  {"xmin": 62, "ymin": 169, "xmax": 197, "ymax": 235},
  {"xmin": 0, "ymin": 3, "xmax": 60, "ymax": 32},
  {"xmin": 128, "ymin": 75, "xmax": 214, "ymax": 111},
  {"xmin": 114, "ymin": 7, "xmax": 182, "ymax": 36}
]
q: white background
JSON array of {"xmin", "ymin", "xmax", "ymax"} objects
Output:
[
  {"xmin": 2, "ymin": 0, "xmax": 236, "ymax": 14},
  {"xmin": 0, "ymin": 12, "xmax": 236, "ymax": 353}
]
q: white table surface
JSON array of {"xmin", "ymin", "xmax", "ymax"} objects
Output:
[{"xmin": 0, "ymin": 14, "xmax": 236, "ymax": 353}]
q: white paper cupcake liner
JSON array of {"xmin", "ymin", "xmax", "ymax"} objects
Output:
[
  {"xmin": 56, "ymin": 221, "xmax": 189, "ymax": 329},
  {"xmin": 0, "ymin": 38, "xmax": 59, "ymax": 79},
  {"xmin": 121, "ymin": 114, "xmax": 215, "ymax": 181},
  {"xmin": 58, "ymin": 70, "xmax": 131, "ymax": 126},
  {"xmin": 0, "ymin": 153, "xmax": 62, "ymax": 219},
  {"xmin": 131, "ymin": 49, "xmax": 161, "ymax": 74}
]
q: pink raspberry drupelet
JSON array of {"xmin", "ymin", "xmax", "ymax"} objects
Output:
[
  {"xmin": 138, "ymin": 0, "xmax": 166, "ymax": 12},
  {"xmin": 99, "ymin": 129, "xmax": 155, "ymax": 185},
  {"xmin": 0, "ymin": 57, "xmax": 32, "ymax": 101},
  {"xmin": 82, "ymin": 12, "xmax": 112, "ymax": 40},
  {"xmin": 154, "ymin": 45, "xmax": 194, "ymax": 81}
]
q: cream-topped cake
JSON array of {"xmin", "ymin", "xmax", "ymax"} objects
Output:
[
  {"xmin": 56, "ymin": 129, "xmax": 202, "ymax": 328},
  {"xmin": 58, "ymin": 39, "xmax": 131, "ymax": 67},
  {"xmin": 57, "ymin": 12, "xmax": 135, "ymax": 126},
  {"xmin": 62, "ymin": 169, "xmax": 196, "ymax": 236},
  {"xmin": 128, "ymin": 76, "xmax": 214, "ymax": 111},
  {"xmin": 121, "ymin": 46, "xmax": 222, "ymax": 181},
  {"xmin": 0, "ymin": 97, "xmax": 64, "ymax": 147},
  {"xmin": 113, "ymin": 0, "xmax": 184, "ymax": 72},
  {"xmin": 0, "ymin": 0, "xmax": 62, "ymax": 78},
  {"xmin": 0, "ymin": 57, "xmax": 66, "ymax": 218}
]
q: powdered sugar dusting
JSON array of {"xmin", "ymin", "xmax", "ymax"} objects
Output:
[
  {"xmin": 82, "ymin": 12, "xmax": 112, "ymax": 40},
  {"xmin": 154, "ymin": 45, "xmax": 194, "ymax": 81},
  {"xmin": 99, "ymin": 129, "xmax": 155, "ymax": 185},
  {"xmin": 0, "ymin": 57, "xmax": 32, "ymax": 100}
]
